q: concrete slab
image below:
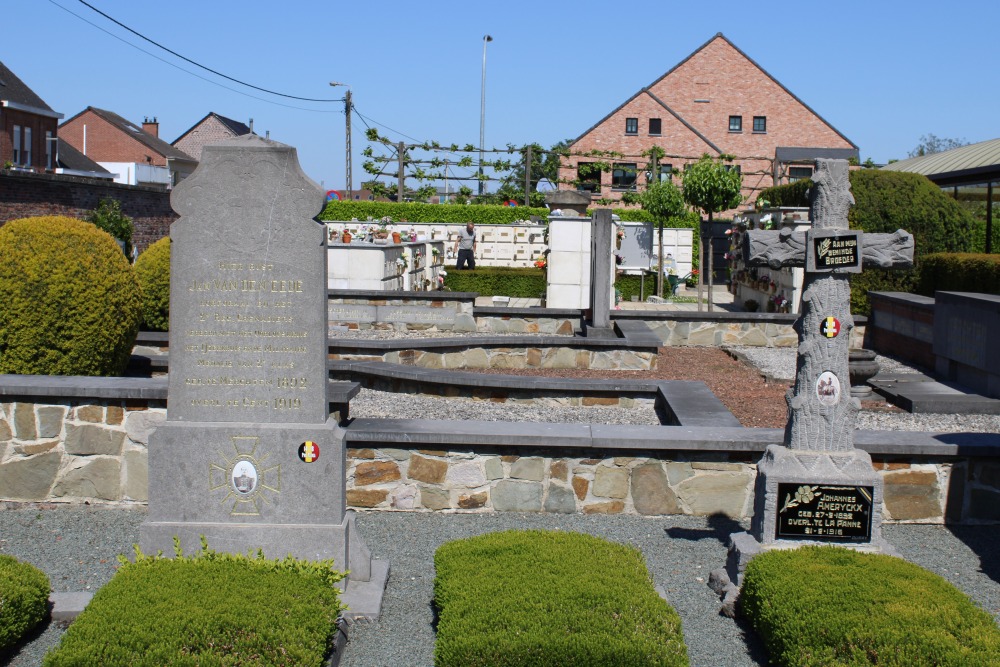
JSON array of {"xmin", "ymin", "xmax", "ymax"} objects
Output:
[
  {"xmin": 871, "ymin": 377, "xmax": 1000, "ymax": 414},
  {"xmin": 50, "ymin": 591, "xmax": 93, "ymax": 621},
  {"xmin": 340, "ymin": 559, "xmax": 390, "ymax": 623}
]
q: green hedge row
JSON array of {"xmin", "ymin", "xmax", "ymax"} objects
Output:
[
  {"xmin": 434, "ymin": 530, "xmax": 688, "ymax": 667},
  {"xmin": 0, "ymin": 555, "xmax": 50, "ymax": 651},
  {"xmin": 760, "ymin": 171, "xmax": 978, "ymax": 315},
  {"xmin": 320, "ymin": 201, "xmax": 549, "ymax": 224},
  {"xmin": 918, "ymin": 253, "xmax": 1000, "ymax": 295},
  {"xmin": 44, "ymin": 539, "xmax": 346, "ymax": 667},
  {"xmin": 741, "ymin": 545, "xmax": 1000, "ymax": 666},
  {"xmin": 443, "ymin": 266, "xmax": 546, "ymax": 298}
]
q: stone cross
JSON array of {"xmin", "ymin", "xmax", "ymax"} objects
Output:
[{"xmin": 743, "ymin": 158, "xmax": 913, "ymax": 548}]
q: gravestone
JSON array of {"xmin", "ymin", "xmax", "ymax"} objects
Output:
[
  {"xmin": 586, "ymin": 209, "xmax": 616, "ymax": 338},
  {"xmin": 711, "ymin": 159, "xmax": 914, "ymax": 612},
  {"xmin": 139, "ymin": 135, "xmax": 387, "ymax": 617}
]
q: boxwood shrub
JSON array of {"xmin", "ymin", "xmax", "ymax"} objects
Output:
[
  {"xmin": 443, "ymin": 266, "xmax": 546, "ymax": 298},
  {"xmin": 44, "ymin": 539, "xmax": 346, "ymax": 667},
  {"xmin": 918, "ymin": 252, "xmax": 1000, "ymax": 296},
  {"xmin": 133, "ymin": 236, "xmax": 171, "ymax": 331},
  {"xmin": 434, "ymin": 530, "xmax": 689, "ymax": 667},
  {"xmin": 0, "ymin": 216, "xmax": 143, "ymax": 376},
  {"xmin": 0, "ymin": 555, "xmax": 50, "ymax": 651},
  {"xmin": 320, "ymin": 201, "xmax": 549, "ymax": 224},
  {"xmin": 741, "ymin": 545, "xmax": 1000, "ymax": 666}
]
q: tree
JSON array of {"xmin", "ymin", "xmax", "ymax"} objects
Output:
[
  {"xmin": 681, "ymin": 154, "xmax": 743, "ymax": 311},
  {"xmin": 86, "ymin": 198, "xmax": 134, "ymax": 259},
  {"xmin": 635, "ymin": 179, "xmax": 687, "ymax": 297},
  {"xmin": 508, "ymin": 139, "xmax": 573, "ymax": 206},
  {"xmin": 908, "ymin": 134, "xmax": 968, "ymax": 158}
]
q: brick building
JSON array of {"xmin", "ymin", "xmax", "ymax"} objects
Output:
[
  {"xmin": 0, "ymin": 60, "xmax": 64, "ymax": 172},
  {"xmin": 60, "ymin": 107, "xmax": 197, "ymax": 188},
  {"xmin": 557, "ymin": 33, "xmax": 858, "ymax": 207},
  {"xmin": 173, "ymin": 112, "xmax": 253, "ymax": 161}
]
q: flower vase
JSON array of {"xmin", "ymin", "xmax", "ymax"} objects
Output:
[
  {"xmin": 391, "ymin": 232, "xmax": 402, "ymax": 243},
  {"xmin": 341, "ymin": 232, "xmax": 352, "ymax": 244}
]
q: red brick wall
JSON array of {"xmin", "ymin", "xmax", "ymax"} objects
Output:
[
  {"xmin": 1, "ymin": 109, "xmax": 59, "ymax": 170},
  {"xmin": 558, "ymin": 36, "xmax": 856, "ymax": 211},
  {"xmin": 60, "ymin": 110, "xmax": 168, "ymax": 167},
  {"xmin": 173, "ymin": 116, "xmax": 237, "ymax": 161},
  {"xmin": 0, "ymin": 171, "xmax": 176, "ymax": 252}
]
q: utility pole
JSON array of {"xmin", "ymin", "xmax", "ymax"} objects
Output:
[
  {"xmin": 478, "ymin": 34, "xmax": 493, "ymax": 196},
  {"xmin": 329, "ymin": 82, "xmax": 352, "ymax": 198},
  {"xmin": 397, "ymin": 141, "xmax": 405, "ymax": 203},
  {"xmin": 524, "ymin": 144, "xmax": 532, "ymax": 205}
]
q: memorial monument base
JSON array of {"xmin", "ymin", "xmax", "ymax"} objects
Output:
[
  {"xmin": 139, "ymin": 418, "xmax": 387, "ymax": 619},
  {"xmin": 710, "ymin": 443, "xmax": 897, "ymax": 615}
]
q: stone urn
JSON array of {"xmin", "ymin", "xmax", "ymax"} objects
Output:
[{"xmin": 848, "ymin": 349, "xmax": 880, "ymax": 399}]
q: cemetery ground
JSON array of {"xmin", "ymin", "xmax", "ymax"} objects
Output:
[{"xmin": 1, "ymin": 345, "xmax": 998, "ymax": 666}]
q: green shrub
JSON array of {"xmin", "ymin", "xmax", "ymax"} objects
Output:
[
  {"xmin": 320, "ymin": 200, "xmax": 548, "ymax": 224},
  {"xmin": 0, "ymin": 216, "xmax": 143, "ymax": 376},
  {"xmin": 918, "ymin": 253, "xmax": 1000, "ymax": 296},
  {"xmin": 133, "ymin": 236, "xmax": 171, "ymax": 331},
  {"xmin": 741, "ymin": 545, "xmax": 1000, "ymax": 666},
  {"xmin": 44, "ymin": 538, "xmax": 346, "ymax": 667},
  {"xmin": 760, "ymin": 171, "xmax": 977, "ymax": 314},
  {"xmin": 86, "ymin": 198, "xmax": 134, "ymax": 257},
  {"xmin": 443, "ymin": 266, "xmax": 546, "ymax": 298},
  {"xmin": 434, "ymin": 530, "xmax": 688, "ymax": 667},
  {"xmin": 0, "ymin": 555, "xmax": 50, "ymax": 651}
]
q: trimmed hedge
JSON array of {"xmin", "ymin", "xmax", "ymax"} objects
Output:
[
  {"xmin": 133, "ymin": 236, "xmax": 171, "ymax": 331},
  {"xmin": 44, "ymin": 538, "xmax": 346, "ymax": 667},
  {"xmin": 0, "ymin": 216, "xmax": 143, "ymax": 376},
  {"xmin": 760, "ymin": 171, "xmax": 977, "ymax": 315},
  {"xmin": 443, "ymin": 266, "xmax": 546, "ymax": 298},
  {"xmin": 741, "ymin": 545, "xmax": 1000, "ymax": 666},
  {"xmin": 919, "ymin": 253, "xmax": 1000, "ymax": 296},
  {"xmin": 434, "ymin": 530, "xmax": 688, "ymax": 667},
  {"xmin": 0, "ymin": 555, "xmax": 50, "ymax": 652},
  {"xmin": 320, "ymin": 201, "xmax": 549, "ymax": 224}
]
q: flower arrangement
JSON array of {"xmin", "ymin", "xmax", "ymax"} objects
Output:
[
  {"xmin": 534, "ymin": 258, "xmax": 547, "ymax": 269},
  {"xmin": 614, "ymin": 253, "xmax": 624, "ymax": 266}
]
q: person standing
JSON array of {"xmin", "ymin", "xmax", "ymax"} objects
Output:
[{"xmin": 454, "ymin": 221, "xmax": 477, "ymax": 269}]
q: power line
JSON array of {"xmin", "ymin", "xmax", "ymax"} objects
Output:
[
  {"xmin": 45, "ymin": 0, "xmax": 341, "ymax": 113},
  {"xmin": 72, "ymin": 0, "xmax": 341, "ymax": 103}
]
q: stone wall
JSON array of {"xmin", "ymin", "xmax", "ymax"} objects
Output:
[
  {"xmin": 4, "ymin": 400, "xmax": 998, "ymax": 523},
  {"xmin": 329, "ymin": 294, "xmax": 477, "ymax": 332},
  {"xmin": 332, "ymin": 346, "xmax": 657, "ymax": 371},
  {"xmin": 0, "ymin": 400, "xmax": 164, "ymax": 503},
  {"xmin": 638, "ymin": 317, "xmax": 865, "ymax": 348}
]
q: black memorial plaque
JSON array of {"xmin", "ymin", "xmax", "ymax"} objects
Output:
[
  {"xmin": 807, "ymin": 230, "xmax": 861, "ymax": 273},
  {"xmin": 775, "ymin": 483, "xmax": 873, "ymax": 542}
]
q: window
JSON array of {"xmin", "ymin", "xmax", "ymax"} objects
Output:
[
  {"xmin": 625, "ymin": 118, "xmax": 638, "ymax": 135},
  {"xmin": 728, "ymin": 116, "xmax": 742, "ymax": 132},
  {"xmin": 12, "ymin": 126, "xmax": 21, "ymax": 164},
  {"xmin": 659, "ymin": 164, "xmax": 673, "ymax": 182},
  {"xmin": 788, "ymin": 166, "xmax": 813, "ymax": 182},
  {"xmin": 23, "ymin": 127, "xmax": 31, "ymax": 166},
  {"xmin": 45, "ymin": 131, "xmax": 53, "ymax": 169},
  {"xmin": 753, "ymin": 116, "xmax": 767, "ymax": 133},
  {"xmin": 577, "ymin": 162, "xmax": 602, "ymax": 193},
  {"xmin": 724, "ymin": 164, "xmax": 742, "ymax": 176},
  {"xmin": 649, "ymin": 118, "xmax": 662, "ymax": 135},
  {"xmin": 612, "ymin": 163, "xmax": 637, "ymax": 190}
]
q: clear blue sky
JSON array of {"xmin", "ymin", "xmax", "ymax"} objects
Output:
[{"xmin": 7, "ymin": 1, "xmax": 997, "ymax": 192}]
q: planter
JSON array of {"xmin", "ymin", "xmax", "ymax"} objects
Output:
[
  {"xmin": 391, "ymin": 232, "xmax": 402, "ymax": 243},
  {"xmin": 341, "ymin": 232, "xmax": 352, "ymax": 244}
]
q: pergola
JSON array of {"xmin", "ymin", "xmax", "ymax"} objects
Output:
[{"xmin": 882, "ymin": 138, "xmax": 1000, "ymax": 253}]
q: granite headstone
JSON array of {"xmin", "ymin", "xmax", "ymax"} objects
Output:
[{"xmin": 139, "ymin": 136, "xmax": 385, "ymax": 614}]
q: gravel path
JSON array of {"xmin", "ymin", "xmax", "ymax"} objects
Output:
[{"xmin": 1, "ymin": 507, "xmax": 997, "ymax": 667}]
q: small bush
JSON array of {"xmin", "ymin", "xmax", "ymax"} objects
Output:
[
  {"xmin": 918, "ymin": 252, "xmax": 1000, "ymax": 296},
  {"xmin": 321, "ymin": 200, "xmax": 549, "ymax": 224},
  {"xmin": 133, "ymin": 237, "xmax": 171, "ymax": 330},
  {"xmin": 44, "ymin": 538, "xmax": 346, "ymax": 667},
  {"xmin": 443, "ymin": 266, "xmax": 546, "ymax": 298},
  {"xmin": 0, "ymin": 555, "xmax": 50, "ymax": 651},
  {"xmin": 86, "ymin": 198, "xmax": 134, "ymax": 257},
  {"xmin": 434, "ymin": 530, "xmax": 688, "ymax": 667},
  {"xmin": 741, "ymin": 545, "xmax": 1000, "ymax": 666},
  {"xmin": 0, "ymin": 216, "xmax": 143, "ymax": 376}
]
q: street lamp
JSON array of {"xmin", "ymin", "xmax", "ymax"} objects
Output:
[
  {"xmin": 329, "ymin": 82, "xmax": 352, "ymax": 199},
  {"xmin": 478, "ymin": 34, "xmax": 493, "ymax": 196}
]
